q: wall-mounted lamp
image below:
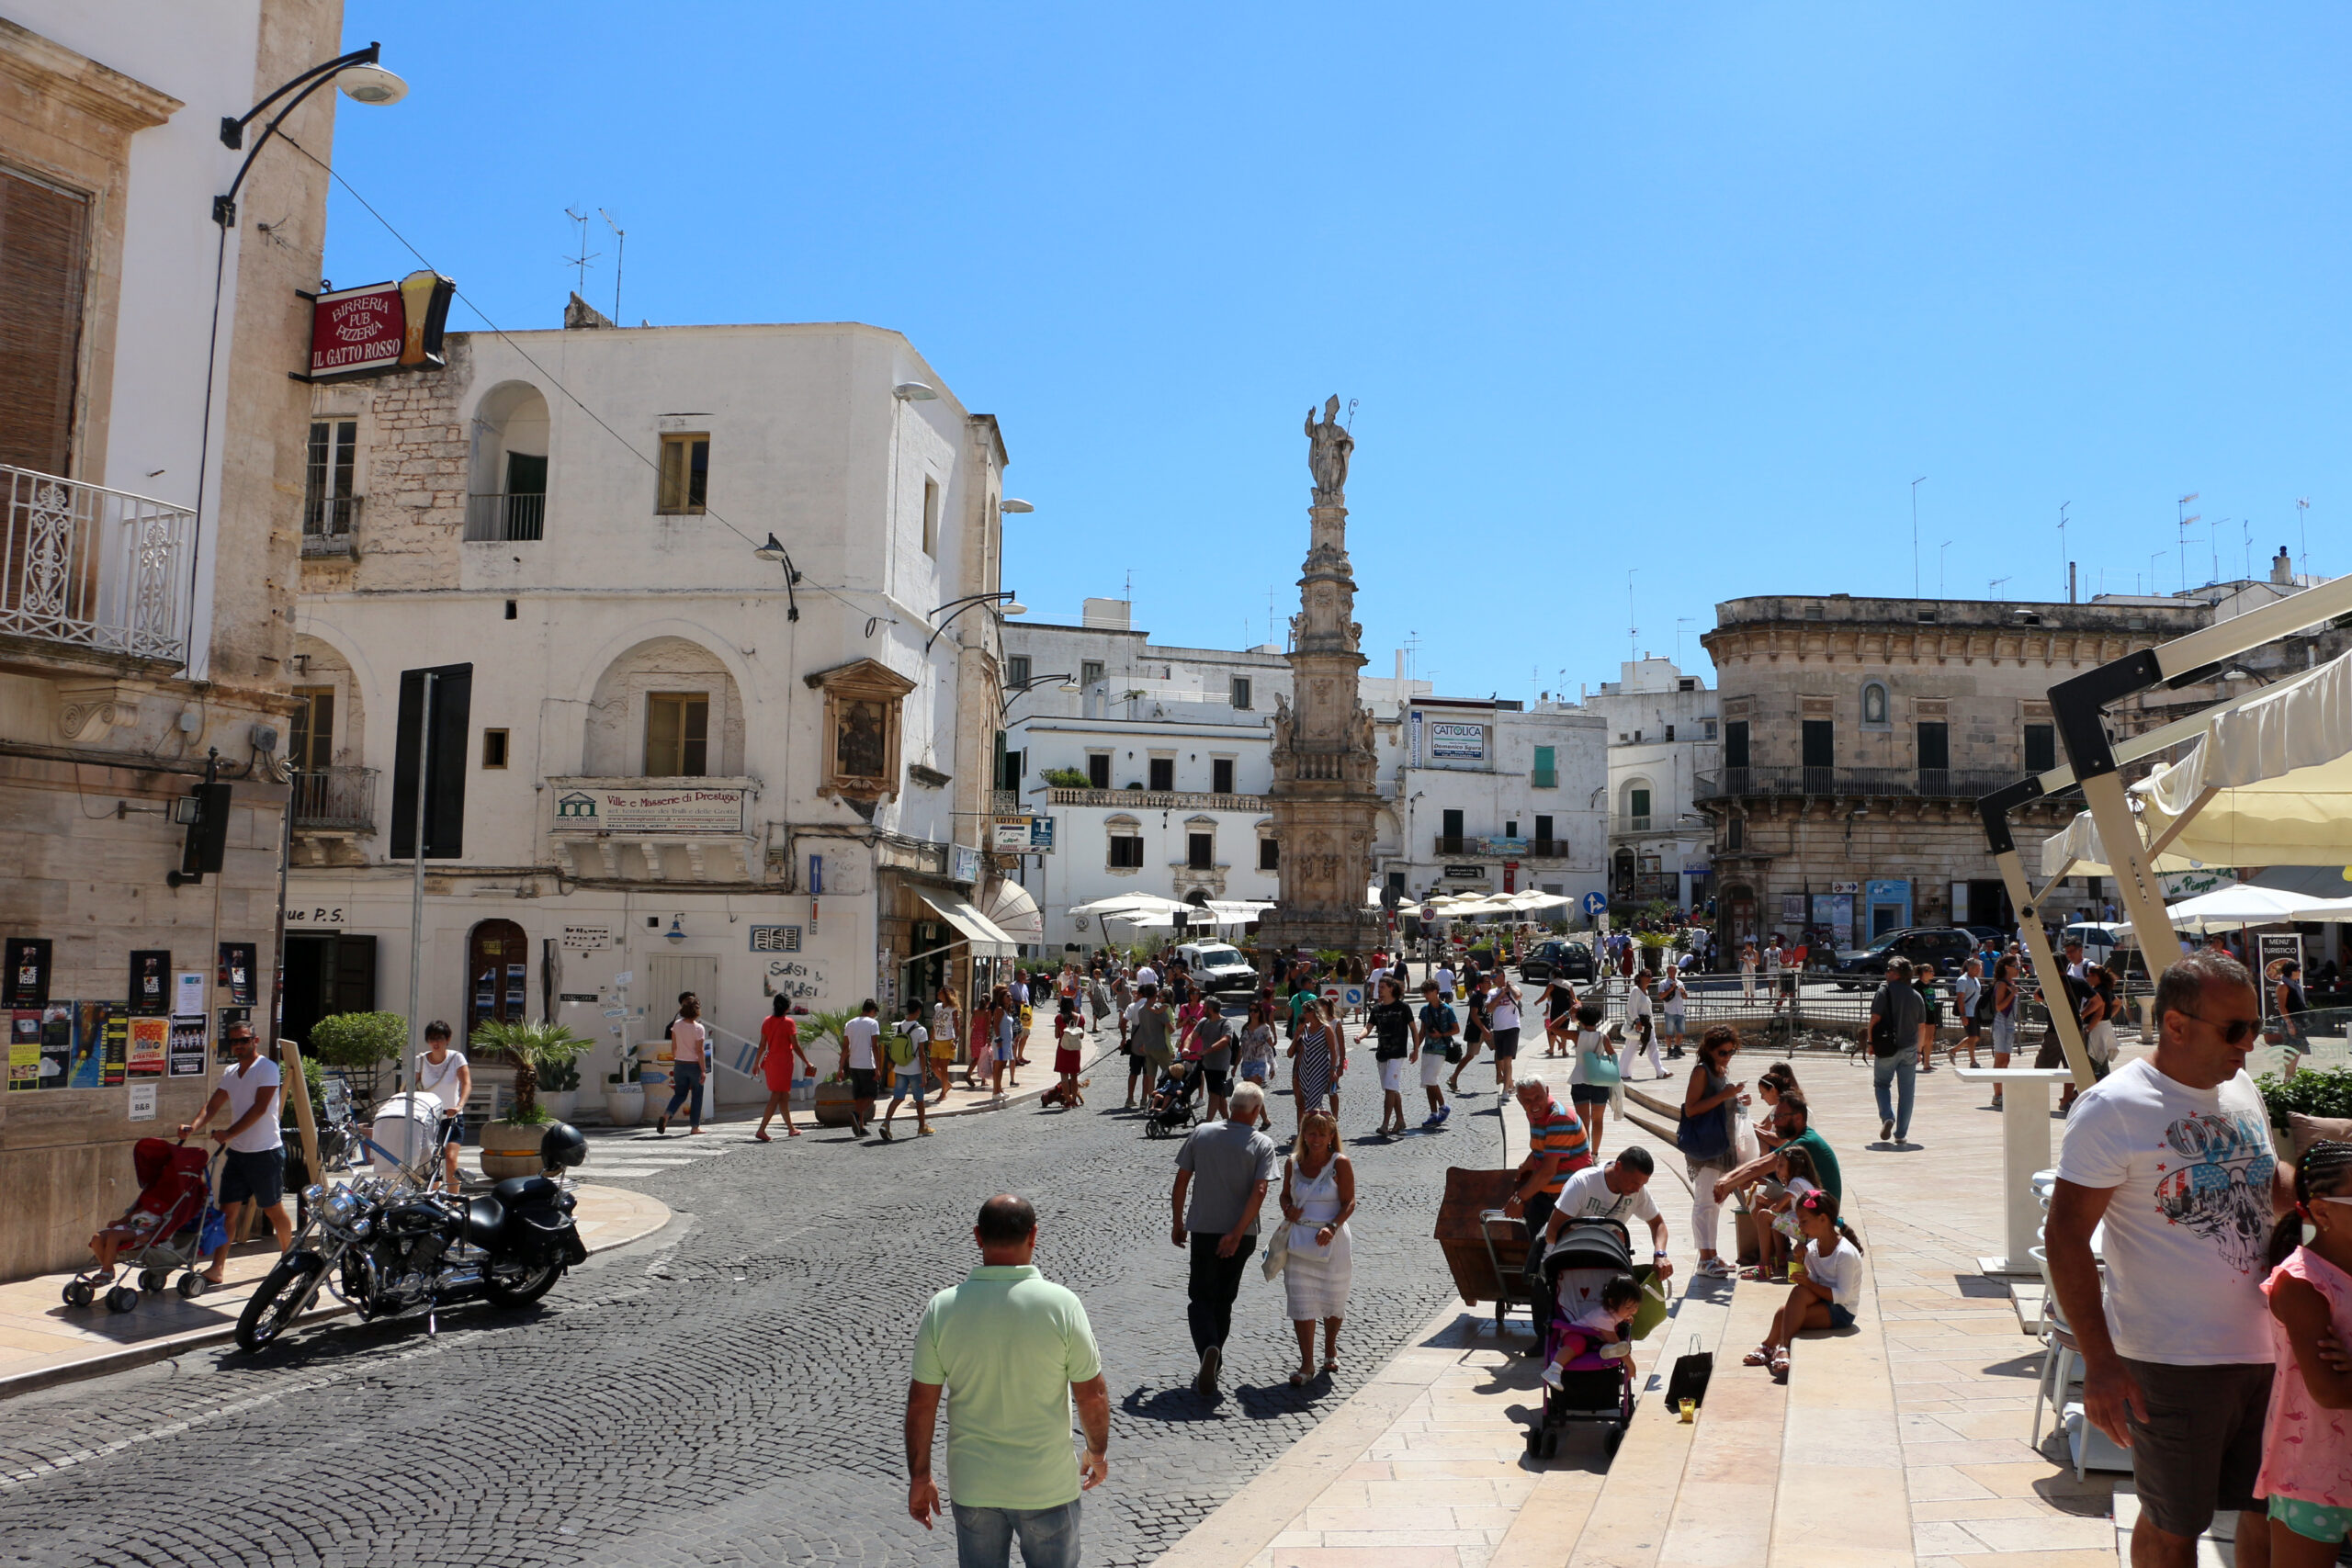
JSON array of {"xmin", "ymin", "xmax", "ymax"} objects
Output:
[{"xmin": 664, "ymin": 916, "xmax": 687, "ymax": 945}]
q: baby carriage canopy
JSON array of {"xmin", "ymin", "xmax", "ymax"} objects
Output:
[
  {"xmin": 1544, "ymin": 1218, "xmax": 1634, "ymax": 1274},
  {"xmin": 131, "ymin": 1136, "xmax": 209, "ymax": 1193}
]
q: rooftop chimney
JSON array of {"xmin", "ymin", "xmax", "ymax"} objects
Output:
[
  {"xmin": 1080, "ymin": 597, "xmax": 1131, "ymax": 630},
  {"xmin": 564, "ymin": 291, "xmax": 617, "ymax": 331},
  {"xmin": 2273, "ymin": 546, "xmax": 2295, "ymax": 586}
]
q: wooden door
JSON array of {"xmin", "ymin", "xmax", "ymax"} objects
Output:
[{"xmin": 467, "ymin": 919, "xmax": 528, "ymax": 1040}]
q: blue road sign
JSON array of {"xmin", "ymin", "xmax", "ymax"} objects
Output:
[{"xmin": 1581, "ymin": 892, "xmax": 1609, "ymax": 919}]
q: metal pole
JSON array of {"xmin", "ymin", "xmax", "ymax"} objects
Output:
[
  {"xmin": 1993, "ymin": 845, "xmax": 2096, "ymax": 1089},
  {"xmin": 405, "ymin": 671, "xmax": 435, "ymax": 1089}
]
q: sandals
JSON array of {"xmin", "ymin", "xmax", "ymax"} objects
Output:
[
  {"xmin": 1770, "ymin": 1351, "xmax": 1791, "ymax": 1382},
  {"xmin": 1289, "ymin": 1370, "xmax": 1311, "ymax": 1387},
  {"xmin": 1742, "ymin": 1345, "xmax": 1773, "ymax": 1367}
]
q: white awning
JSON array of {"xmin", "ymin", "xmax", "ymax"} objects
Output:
[
  {"xmin": 918, "ymin": 894, "xmax": 1019, "ymax": 960},
  {"xmin": 978, "ymin": 877, "xmax": 1043, "ymax": 942}
]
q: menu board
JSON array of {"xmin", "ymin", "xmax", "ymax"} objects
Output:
[{"xmin": 126, "ymin": 1016, "xmax": 168, "ymax": 1078}]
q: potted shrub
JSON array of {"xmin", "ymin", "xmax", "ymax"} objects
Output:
[
  {"xmin": 604, "ymin": 1042, "xmax": 643, "ymax": 1127},
  {"xmin": 538, "ymin": 1052, "xmax": 581, "ymax": 1124},
  {"xmin": 798, "ymin": 1009, "xmax": 857, "ymax": 1128},
  {"xmin": 469, "ymin": 1018, "xmax": 594, "ymax": 1179},
  {"xmin": 306, "ymin": 1010, "xmax": 406, "ymax": 1107}
]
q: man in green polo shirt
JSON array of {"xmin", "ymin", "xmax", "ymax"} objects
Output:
[{"xmin": 906, "ymin": 1195, "xmax": 1110, "ymax": 1568}]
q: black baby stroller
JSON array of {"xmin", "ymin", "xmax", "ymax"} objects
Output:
[
  {"xmin": 1524, "ymin": 1217, "xmax": 1644, "ymax": 1460},
  {"xmin": 1142, "ymin": 1058, "xmax": 1204, "ymax": 1139}
]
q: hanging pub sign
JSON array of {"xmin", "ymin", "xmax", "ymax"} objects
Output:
[
  {"xmin": 4, "ymin": 938, "xmax": 51, "ymax": 1008},
  {"xmin": 218, "ymin": 942, "xmax": 259, "ymax": 1009},
  {"xmin": 308, "ymin": 269, "xmax": 455, "ymax": 381},
  {"xmin": 129, "ymin": 950, "xmax": 170, "ymax": 1015}
]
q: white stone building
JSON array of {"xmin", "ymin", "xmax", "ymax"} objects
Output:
[
  {"xmin": 0, "ymin": 1, "xmax": 345, "ymax": 1277},
  {"xmin": 1578, "ymin": 658, "xmax": 1722, "ymax": 910},
  {"xmin": 1386, "ymin": 697, "xmax": 1608, "ymax": 912},
  {"xmin": 285, "ymin": 303, "xmax": 1017, "ymax": 1109}
]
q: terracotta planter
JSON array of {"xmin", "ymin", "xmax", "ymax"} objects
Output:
[{"xmin": 480, "ymin": 1120, "xmax": 547, "ymax": 1180}]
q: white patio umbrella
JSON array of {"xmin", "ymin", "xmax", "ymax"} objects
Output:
[
  {"xmin": 2162, "ymin": 882, "xmax": 2352, "ymax": 933},
  {"xmin": 1068, "ymin": 893, "xmax": 1192, "ymax": 918}
]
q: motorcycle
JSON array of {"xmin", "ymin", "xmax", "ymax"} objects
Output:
[{"xmin": 234, "ymin": 1108, "xmax": 588, "ymax": 1352}]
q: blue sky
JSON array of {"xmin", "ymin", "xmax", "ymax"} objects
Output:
[{"xmin": 323, "ymin": 4, "xmax": 2350, "ymax": 699}]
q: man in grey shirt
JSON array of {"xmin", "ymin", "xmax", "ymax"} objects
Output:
[
  {"xmin": 1870, "ymin": 958, "xmax": 1926, "ymax": 1145},
  {"xmin": 1170, "ymin": 1080, "xmax": 1274, "ymax": 1398},
  {"xmin": 1191, "ymin": 1005, "xmax": 1234, "ymax": 1122}
]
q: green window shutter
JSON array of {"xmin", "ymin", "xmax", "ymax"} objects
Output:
[{"xmin": 1532, "ymin": 745, "xmax": 1556, "ymax": 789}]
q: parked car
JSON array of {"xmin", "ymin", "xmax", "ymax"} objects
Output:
[
  {"xmin": 1831, "ymin": 927, "xmax": 1977, "ymax": 987},
  {"xmin": 1519, "ymin": 939, "xmax": 1598, "ymax": 984},
  {"xmin": 1174, "ymin": 942, "xmax": 1260, "ymax": 995}
]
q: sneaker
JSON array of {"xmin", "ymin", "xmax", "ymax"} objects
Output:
[
  {"xmin": 654, "ymin": 1117, "xmax": 669, "ymax": 1137},
  {"xmin": 1436, "ymin": 1104, "xmax": 1452, "ymax": 1123},
  {"xmin": 1542, "ymin": 1362, "xmax": 1564, "ymax": 1389},
  {"xmin": 1880, "ymin": 1117, "xmax": 1894, "ymax": 1141},
  {"xmin": 1193, "ymin": 1343, "xmax": 1222, "ymax": 1396},
  {"xmin": 918, "ymin": 1127, "xmax": 934, "ymax": 1136},
  {"xmin": 1422, "ymin": 1111, "xmax": 1442, "ymax": 1128}
]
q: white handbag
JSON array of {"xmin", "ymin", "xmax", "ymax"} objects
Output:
[{"xmin": 1261, "ymin": 1223, "xmax": 1291, "ymax": 1281}]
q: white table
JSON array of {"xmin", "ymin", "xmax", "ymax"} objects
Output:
[{"xmin": 1955, "ymin": 1066, "xmax": 2076, "ymax": 1276}]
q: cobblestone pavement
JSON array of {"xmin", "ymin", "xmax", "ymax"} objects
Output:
[{"xmin": 0, "ymin": 1026, "xmax": 1526, "ymax": 1567}]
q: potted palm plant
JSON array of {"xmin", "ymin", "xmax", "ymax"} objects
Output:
[
  {"xmin": 798, "ymin": 1009, "xmax": 857, "ymax": 1128},
  {"xmin": 470, "ymin": 1017, "xmax": 594, "ymax": 1179}
]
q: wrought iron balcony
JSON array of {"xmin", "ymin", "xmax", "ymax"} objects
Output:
[
  {"xmin": 464, "ymin": 491, "xmax": 545, "ymax": 542},
  {"xmin": 1694, "ymin": 765, "xmax": 2021, "ymax": 802},
  {"xmin": 289, "ymin": 766, "xmax": 378, "ymax": 831},
  {"xmin": 300, "ymin": 493, "xmax": 360, "ymax": 557},
  {"xmin": 1047, "ymin": 786, "xmax": 1267, "ymax": 811},
  {"xmin": 0, "ymin": 466, "xmax": 193, "ymax": 666}
]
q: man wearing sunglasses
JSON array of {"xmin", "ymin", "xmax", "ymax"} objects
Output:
[{"xmin": 2046, "ymin": 948, "xmax": 2295, "ymax": 1568}]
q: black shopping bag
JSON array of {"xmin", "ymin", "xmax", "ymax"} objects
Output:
[{"xmin": 1662, "ymin": 1334, "xmax": 1713, "ymax": 1411}]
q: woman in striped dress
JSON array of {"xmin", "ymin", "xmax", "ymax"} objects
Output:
[{"xmin": 1288, "ymin": 998, "xmax": 1341, "ymax": 1139}]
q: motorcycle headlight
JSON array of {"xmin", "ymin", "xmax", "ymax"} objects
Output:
[
  {"xmin": 302, "ymin": 1183, "xmax": 327, "ymax": 1210},
  {"xmin": 322, "ymin": 1187, "xmax": 362, "ymax": 1228}
]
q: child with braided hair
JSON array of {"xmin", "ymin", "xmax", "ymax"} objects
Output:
[
  {"xmin": 2257, "ymin": 1138, "xmax": 2352, "ymax": 1562},
  {"xmin": 1744, "ymin": 1189, "xmax": 1865, "ymax": 1381}
]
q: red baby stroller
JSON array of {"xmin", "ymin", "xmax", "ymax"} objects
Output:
[{"xmin": 63, "ymin": 1136, "xmax": 225, "ymax": 1314}]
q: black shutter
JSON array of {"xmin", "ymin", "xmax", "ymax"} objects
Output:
[
  {"xmin": 1917, "ymin": 722, "xmax": 1950, "ymax": 771},
  {"xmin": 1724, "ymin": 720, "xmax": 1749, "ymax": 770},
  {"xmin": 390, "ymin": 663, "xmax": 474, "ymax": 859},
  {"xmin": 333, "ymin": 933, "xmax": 378, "ymax": 1014}
]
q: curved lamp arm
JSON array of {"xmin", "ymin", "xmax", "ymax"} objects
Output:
[
  {"xmin": 214, "ymin": 42, "xmax": 384, "ymax": 228},
  {"xmin": 924, "ymin": 591, "xmax": 1015, "ymax": 656}
]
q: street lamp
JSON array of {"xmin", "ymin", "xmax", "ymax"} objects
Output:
[
  {"xmin": 925, "ymin": 590, "xmax": 1023, "ymax": 654},
  {"xmin": 752, "ymin": 533, "xmax": 803, "ymax": 621},
  {"xmin": 1000, "ymin": 672, "xmax": 1079, "ymax": 716},
  {"xmin": 215, "ymin": 42, "xmax": 406, "ymax": 227},
  {"xmin": 893, "ymin": 381, "xmax": 939, "ymax": 401},
  {"xmin": 1001, "ymin": 499, "xmax": 1035, "ymax": 514}
]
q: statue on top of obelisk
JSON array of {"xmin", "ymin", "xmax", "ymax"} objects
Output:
[{"xmin": 1305, "ymin": 394, "xmax": 1353, "ymax": 502}]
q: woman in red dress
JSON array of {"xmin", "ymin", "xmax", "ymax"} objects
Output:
[
  {"xmin": 751, "ymin": 995, "xmax": 812, "ymax": 1141},
  {"xmin": 1052, "ymin": 996, "xmax": 1086, "ymax": 1106}
]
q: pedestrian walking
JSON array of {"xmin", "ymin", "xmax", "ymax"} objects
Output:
[
  {"xmin": 1568, "ymin": 1003, "xmax": 1618, "ymax": 1155},
  {"xmin": 1289, "ymin": 997, "xmax": 1342, "ymax": 1137},
  {"xmin": 179, "ymin": 1020, "xmax": 291, "ymax": 1281},
  {"xmin": 1237, "ymin": 999, "xmax": 1280, "ymax": 1090},
  {"xmin": 1741, "ymin": 941, "xmax": 1759, "ymax": 1003},
  {"xmin": 1361, "ymin": 977, "xmax": 1418, "ymax": 1135},
  {"xmin": 1448, "ymin": 974, "xmax": 1488, "ymax": 1094},
  {"xmin": 1187, "ymin": 998, "xmax": 1232, "ymax": 1122},
  {"xmin": 1052, "ymin": 996, "xmax": 1088, "ymax": 1108},
  {"xmin": 1914, "ymin": 964, "xmax": 1941, "ymax": 1074},
  {"xmin": 2274, "ymin": 958, "xmax": 2311, "ymax": 1079},
  {"xmin": 1128, "ymin": 985, "xmax": 1174, "ymax": 1110},
  {"xmin": 752, "ymin": 996, "xmax": 811, "ymax": 1141},
  {"xmin": 969, "ymin": 990, "xmax": 1000, "ymax": 1094},
  {"xmin": 1990, "ymin": 955, "xmax": 2021, "ymax": 1111},
  {"xmin": 1659, "ymin": 965, "xmax": 1688, "ymax": 1059},
  {"xmin": 1487, "ymin": 972, "xmax": 1523, "ymax": 1097},
  {"xmin": 840, "ymin": 998, "xmax": 882, "ymax": 1135},
  {"xmin": 1631, "ymin": 975, "xmax": 1665, "ymax": 1078},
  {"xmin": 1413, "ymin": 981, "xmax": 1457, "ymax": 1127},
  {"xmin": 992, "ymin": 986, "xmax": 1021, "ymax": 1097},
  {"xmin": 1542, "ymin": 974, "xmax": 1578, "ymax": 1057},
  {"xmin": 1012, "ymin": 971, "xmax": 1035, "ymax": 1068},
  {"xmin": 1763, "ymin": 937, "xmax": 1786, "ymax": 1014},
  {"xmin": 413, "ymin": 1021, "xmax": 470, "ymax": 1191},
  {"xmin": 1170, "ymin": 1081, "xmax": 1276, "ymax": 1398},
  {"xmin": 2253, "ymin": 1140, "xmax": 2352, "ymax": 1562},
  {"xmin": 905, "ymin": 1195, "xmax": 1110, "ymax": 1567},
  {"xmin": 1948, "ymin": 958, "xmax": 1985, "ymax": 1069},
  {"xmin": 929, "ymin": 983, "xmax": 961, "ymax": 1106},
  {"xmin": 657, "ymin": 995, "xmax": 709, "ymax": 1136},
  {"xmin": 1868, "ymin": 959, "xmax": 1924, "ymax": 1145},
  {"xmin": 880, "ymin": 1001, "xmax": 931, "ymax": 1141},
  {"xmin": 1279, "ymin": 1108, "xmax": 1356, "ymax": 1386}
]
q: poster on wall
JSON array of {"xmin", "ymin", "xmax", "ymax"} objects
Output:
[
  {"xmin": 126, "ymin": 1017, "xmax": 168, "ymax": 1078},
  {"xmin": 8, "ymin": 1010, "xmax": 40, "ymax": 1089},
  {"xmin": 128, "ymin": 951, "xmax": 170, "ymax": 1015},
  {"xmin": 70, "ymin": 1000, "xmax": 109, "ymax": 1089},
  {"xmin": 128, "ymin": 1083, "xmax": 157, "ymax": 1122},
  {"xmin": 217, "ymin": 942, "xmax": 258, "ymax": 1008},
  {"xmin": 38, "ymin": 1002, "xmax": 72, "ymax": 1089},
  {"xmin": 102, "ymin": 1011, "xmax": 128, "ymax": 1087},
  {"xmin": 1427, "ymin": 721, "xmax": 1487, "ymax": 761},
  {"xmin": 4, "ymin": 938, "xmax": 51, "ymax": 1008},
  {"xmin": 174, "ymin": 1016, "xmax": 211, "ymax": 1077},
  {"xmin": 174, "ymin": 971, "xmax": 205, "ymax": 1017}
]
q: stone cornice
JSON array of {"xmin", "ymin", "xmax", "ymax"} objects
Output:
[
  {"xmin": 1701, "ymin": 623, "xmax": 2166, "ymax": 671},
  {"xmin": 0, "ymin": 20, "xmax": 180, "ymax": 132}
]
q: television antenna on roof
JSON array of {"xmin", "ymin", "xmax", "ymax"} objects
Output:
[
  {"xmin": 561, "ymin": 207, "xmax": 599, "ymax": 294},
  {"xmin": 599, "ymin": 209, "xmax": 626, "ymax": 325},
  {"xmin": 1989, "ymin": 575, "xmax": 2011, "ymax": 601},
  {"xmin": 2298, "ymin": 498, "xmax": 2312, "ymax": 578}
]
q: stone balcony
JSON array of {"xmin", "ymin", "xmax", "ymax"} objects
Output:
[
  {"xmin": 545, "ymin": 776, "xmax": 763, "ymax": 884},
  {"xmin": 1046, "ymin": 786, "xmax": 1268, "ymax": 811}
]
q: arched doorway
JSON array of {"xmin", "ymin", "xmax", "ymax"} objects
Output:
[
  {"xmin": 467, "ymin": 919, "xmax": 528, "ymax": 1040},
  {"xmin": 1611, "ymin": 848, "xmax": 1637, "ymax": 899}
]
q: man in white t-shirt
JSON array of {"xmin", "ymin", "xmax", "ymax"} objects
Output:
[
  {"xmin": 180, "ymin": 1021, "xmax": 290, "ymax": 1281},
  {"xmin": 1542, "ymin": 1148, "xmax": 1671, "ymax": 1279},
  {"xmin": 842, "ymin": 1000, "xmax": 883, "ymax": 1137},
  {"xmin": 1135, "ymin": 963, "xmax": 1159, "ymax": 989},
  {"xmin": 1435, "ymin": 964, "xmax": 1457, "ymax": 1003},
  {"xmin": 882, "ymin": 1001, "xmax": 931, "ymax": 1142},
  {"xmin": 2049, "ymin": 949, "xmax": 2291, "ymax": 1565}
]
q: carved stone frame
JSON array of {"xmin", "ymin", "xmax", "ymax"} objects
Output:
[{"xmin": 804, "ymin": 657, "xmax": 917, "ymax": 804}]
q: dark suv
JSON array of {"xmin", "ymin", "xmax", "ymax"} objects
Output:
[
  {"xmin": 1519, "ymin": 940, "xmax": 1598, "ymax": 984},
  {"xmin": 1832, "ymin": 927, "xmax": 1976, "ymax": 988}
]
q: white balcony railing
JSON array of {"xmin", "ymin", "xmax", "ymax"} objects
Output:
[{"xmin": 0, "ymin": 466, "xmax": 193, "ymax": 665}]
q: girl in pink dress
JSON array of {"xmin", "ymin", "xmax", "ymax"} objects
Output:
[{"xmin": 2259, "ymin": 1139, "xmax": 2352, "ymax": 1563}]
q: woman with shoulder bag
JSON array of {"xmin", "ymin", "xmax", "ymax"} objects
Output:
[{"xmin": 1679, "ymin": 1024, "xmax": 1747, "ymax": 1279}]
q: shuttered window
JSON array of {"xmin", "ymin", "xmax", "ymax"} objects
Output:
[{"xmin": 0, "ymin": 168, "xmax": 90, "ymax": 475}]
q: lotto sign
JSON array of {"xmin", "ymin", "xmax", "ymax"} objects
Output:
[
  {"xmin": 749, "ymin": 925, "xmax": 803, "ymax": 953},
  {"xmin": 992, "ymin": 817, "xmax": 1035, "ymax": 852}
]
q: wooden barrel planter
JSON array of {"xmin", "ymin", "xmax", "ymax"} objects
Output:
[
  {"xmin": 479, "ymin": 1120, "xmax": 547, "ymax": 1180},
  {"xmin": 813, "ymin": 1080, "xmax": 858, "ymax": 1128}
]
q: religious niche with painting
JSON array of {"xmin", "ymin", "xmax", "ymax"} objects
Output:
[{"xmin": 837, "ymin": 699, "xmax": 888, "ymax": 782}]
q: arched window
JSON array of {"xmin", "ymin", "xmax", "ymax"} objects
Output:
[{"xmin": 1860, "ymin": 680, "xmax": 1891, "ymax": 729}]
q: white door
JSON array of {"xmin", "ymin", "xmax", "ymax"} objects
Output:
[{"xmin": 646, "ymin": 955, "xmax": 722, "ymax": 1114}]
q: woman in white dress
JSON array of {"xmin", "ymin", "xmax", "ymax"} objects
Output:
[{"xmin": 1280, "ymin": 1109, "xmax": 1356, "ymax": 1385}]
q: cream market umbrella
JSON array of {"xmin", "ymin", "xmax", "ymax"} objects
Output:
[
  {"xmin": 1068, "ymin": 893, "xmax": 1192, "ymax": 918},
  {"xmin": 2163, "ymin": 882, "xmax": 2352, "ymax": 933}
]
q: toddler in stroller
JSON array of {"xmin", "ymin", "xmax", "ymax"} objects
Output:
[
  {"xmin": 65, "ymin": 1136, "xmax": 227, "ymax": 1313},
  {"xmin": 1143, "ymin": 1057, "xmax": 1205, "ymax": 1138},
  {"xmin": 1525, "ymin": 1218, "xmax": 1645, "ymax": 1459}
]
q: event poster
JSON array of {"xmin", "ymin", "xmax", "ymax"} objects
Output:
[
  {"xmin": 128, "ymin": 950, "xmax": 170, "ymax": 1015},
  {"xmin": 125, "ymin": 1017, "xmax": 168, "ymax": 1078},
  {"xmin": 217, "ymin": 942, "xmax": 258, "ymax": 1008},
  {"xmin": 7, "ymin": 1010, "xmax": 39, "ymax": 1090},
  {"xmin": 70, "ymin": 1001, "xmax": 108, "ymax": 1089},
  {"xmin": 37, "ymin": 1003, "xmax": 71, "ymax": 1089},
  {"xmin": 212, "ymin": 1007, "xmax": 248, "ymax": 1062},
  {"xmin": 170, "ymin": 1016, "xmax": 209, "ymax": 1078},
  {"xmin": 4, "ymin": 939, "xmax": 50, "ymax": 1009},
  {"xmin": 101, "ymin": 1011, "xmax": 128, "ymax": 1087}
]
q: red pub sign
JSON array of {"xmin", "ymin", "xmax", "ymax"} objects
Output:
[{"xmin": 308, "ymin": 269, "xmax": 454, "ymax": 380}]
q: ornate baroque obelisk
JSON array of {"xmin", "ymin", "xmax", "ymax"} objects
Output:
[{"xmin": 1260, "ymin": 396, "xmax": 1383, "ymax": 962}]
